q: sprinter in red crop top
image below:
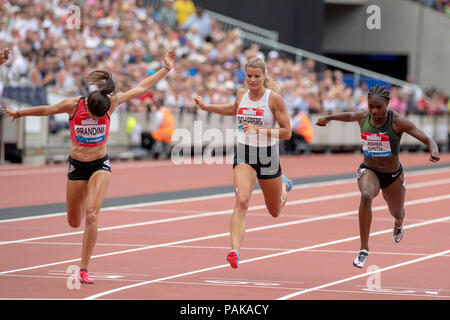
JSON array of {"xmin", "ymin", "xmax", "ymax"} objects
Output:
[{"xmin": 2, "ymin": 49, "xmax": 176, "ymax": 284}]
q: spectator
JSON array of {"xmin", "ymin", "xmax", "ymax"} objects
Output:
[
  {"xmin": 8, "ymin": 44, "xmax": 33, "ymax": 86},
  {"xmin": 321, "ymin": 91, "xmax": 337, "ymax": 114},
  {"xmin": 56, "ymin": 58, "xmax": 77, "ymax": 96},
  {"xmin": 158, "ymin": 0, "xmax": 178, "ymax": 29},
  {"xmin": 303, "ymin": 58, "xmax": 316, "ymax": 75},
  {"xmin": 30, "ymin": 57, "xmax": 50, "ymax": 88},
  {"xmin": 151, "ymin": 99, "xmax": 176, "ymax": 143},
  {"xmin": 182, "ymin": 7, "xmax": 212, "ymax": 39},
  {"xmin": 389, "ymin": 86, "xmax": 408, "ymax": 116},
  {"xmin": 0, "ymin": 22, "xmax": 12, "ymax": 42},
  {"xmin": 0, "ymin": 0, "xmax": 447, "ymax": 128},
  {"xmin": 353, "ymin": 81, "xmax": 368, "ymax": 107},
  {"xmin": 174, "ymin": 0, "xmax": 196, "ymax": 26},
  {"xmin": 286, "ymin": 107, "xmax": 314, "ymax": 154}
]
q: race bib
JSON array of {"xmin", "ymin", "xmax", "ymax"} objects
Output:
[
  {"xmin": 237, "ymin": 107, "xmax": 264, "ymax": 130},
  {"xmin": 74, "ymin": 124, "xmax": 106, "ymax": 144},
  {"xmin": 361, "ymin": 132, "xmax": 392, "ymax": 157}
]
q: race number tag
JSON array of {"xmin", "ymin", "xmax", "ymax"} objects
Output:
[
  {"xmin": 361, "ymin": 132, "xmax": 392, "ymax": 157},
  {"xmin": 236, "ymin": 107, "xmax": 264, "ymax": 131},
  {"xmin": 74, "ymin": 124, "xmax": 106, "ymax": 144}
]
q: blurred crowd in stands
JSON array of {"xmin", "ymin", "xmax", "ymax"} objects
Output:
[
  {"xmin": 416, "ymin": 0, "xmax": 450, "ymax": 15},
  {"xmin": 0, "ymin": 0, "xmax": 449, "ymax": 123}
]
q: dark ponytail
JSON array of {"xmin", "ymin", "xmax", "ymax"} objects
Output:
[{"xmin": 86, "ymin": 70, "xmax": 116, "ymax": 117}]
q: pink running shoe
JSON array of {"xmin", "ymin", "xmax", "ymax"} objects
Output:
[
  {"xmin": 79, "ymin": 269, "xmax": 94, "ymax": 284},
  {"xmin": 226, "ymin": 250, "xmax": 240, "ymax": 269}
]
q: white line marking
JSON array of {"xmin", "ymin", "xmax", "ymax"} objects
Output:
[
  {"xmin": 10, "ymin": 241, "xmax": 450, "ymax": 258},
  {"xmin": 277, "ymin": 249, "xmax": 450, "ymax": 300},
  {"xmin": 1, "ymin": 193, "xmax": 449, "ymax": 277},
  {"xmin": 154, "ymin": 280, "xmax": 450, "ymax": 298},
  {"xmin": 83, "ymin": 215, "xmax": 450, "ymax": 300},
  {"xmin": 1, "ymin": 177, "xmax": 448, "ymax": 245},
  {"xmin": 0, "ymin": 190, "xmax": 450, "ymax": 275},
  {"xmin": 1, "ymin": 275, "xmax": 448, "ymax": 299},
  {"xmin": 0, "ymin": 191, "xmax": 359, "ymax": 245},
  {"xmin": 3, "ymin": 239, "xmax": 443, "ymax": 253},
  {"xmin": 1, "ymin": 166, "xmax": 449, "ymax": 224}
]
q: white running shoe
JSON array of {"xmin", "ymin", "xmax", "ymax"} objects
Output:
[
  {"xmin": 353, "ymin": 249, "xmax": 369, "ymax": 268},
  {"xmin": 393, "ymin": 225, "xmax": 403, "ymax": 243}
]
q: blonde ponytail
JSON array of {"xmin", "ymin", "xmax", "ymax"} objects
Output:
[{"xmin": 263, "ymin": 75, "xmax": 282, "ymax": 95}]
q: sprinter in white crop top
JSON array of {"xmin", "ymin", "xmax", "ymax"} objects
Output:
[
  {"xmin": 193, "ymin": 57, "xmax": 294, "ymax": 269},
  {"xmin": 235, "ymin": 87, "xmax": 277, "ymax": 147}
]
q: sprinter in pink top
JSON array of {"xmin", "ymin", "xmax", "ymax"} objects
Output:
[
  {"xmin": 2, "ymin": 49, "xmax": 176, "ymax": 284},
  {"xmin": 70, "ymin": 96, "xmax": 110, "ymax": 146}
]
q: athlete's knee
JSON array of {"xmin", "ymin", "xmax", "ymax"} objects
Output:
[
  {"xmin": 85, "ymin": 208, "xmax": 98, "ymax": 226},
  {"xmin": 360, "ymin": 192, "xmax": 374, "ymax": 206},
  {"xmin": 235, "ymin": 193, "xmax": 251, "ymax": 210},
  {"xmin": 68, "ymin": 218, "xmax": 81, "ymax": 228},
  {"xmin": 268, "ymin": 208, "xmax": 280, "ymax": 218},
  {"xmin": 67, "ymin": 211, "xmax": 82, "ymax": 228}
]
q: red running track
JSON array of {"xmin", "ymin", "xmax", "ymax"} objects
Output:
[{"xmin": 0, "ymin": 153, "xmax": 449, "ymax": 300}]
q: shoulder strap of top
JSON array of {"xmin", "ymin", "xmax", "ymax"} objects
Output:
[
  {"xmin": 69, "ymin": 97, "xmax": 84, "ymax": 120},
  {"xmin": 264, "ymin": 88, "xmax": 271, "ymax": 105}
]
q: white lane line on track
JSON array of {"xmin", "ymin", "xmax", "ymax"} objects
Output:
[
  {"xmin": 1, "ymin": 193, "xmax": 449, "ymax": 277},
  {"xmin": 0, "ymin": 191, "xmax": 358, "ymax": 245},
  {"xmin": 83, "ymin": 215, "xmax": 450, "ymax": 300},
  {"xmin": 3, "ymin": 274, "xmax": 450, "ymax": 299},
  {"xmin": 1, "ymin": 165, "xmax": 449, "ymax": 224},
  {"xmin": 1, "ymin": 177, "xmax": 449, "ymax": 245},
  {"xmin": 145, "ymin": 280, "xmax": 450, "ymax": 299},
  {"xmin": 277, "ymin": 249, "xmax": 450, "ymax": 300},
  {"xmin": 11, "ymin": 241, "xmax": 450, "ymax": 258}
]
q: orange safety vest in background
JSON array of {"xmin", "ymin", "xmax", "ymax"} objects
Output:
[
  {"xmin": 151, "ymin": 108, "xmax": 175, "ymax": 143},
  {"xmin": 294, "ymin": 112, "xmax": 313, "ymax": 144}
]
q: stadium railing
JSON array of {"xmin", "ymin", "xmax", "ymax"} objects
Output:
[{"xmin": 145, "ymin": 0, "xmax": 279, "ymax": 45}]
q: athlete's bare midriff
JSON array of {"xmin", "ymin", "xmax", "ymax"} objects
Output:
[
  {"xmin": 70, "ymin": 143, "xmax": 107, "ymax": 162},
  {"xmin": 363, "ymin": 154, "xmax": 400, "ymax": 173}
]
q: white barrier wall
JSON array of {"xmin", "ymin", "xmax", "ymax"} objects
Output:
[{"xmin": 1, "ymin": 107, "xmax": 448, "ymax": 165}]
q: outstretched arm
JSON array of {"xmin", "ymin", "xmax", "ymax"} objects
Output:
[
  {"xmin": 1, "ymin": 97, "xmax": 78, "ymax": 123},
  {"xmin": 111, "ymin": 50, "xmax": 176, "ymax": 110},
  {"xmin": 193, "ymin": 89, "xmax": 245, "ymax": 116},
  {"xmin": 316, "ymin": 111, "xmax": 367, "ymax": 127},
  {"xmin": 398, "ymin": 117, "xmax": 440, "ymax": 162}
]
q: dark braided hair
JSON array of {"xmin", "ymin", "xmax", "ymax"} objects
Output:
[{"xmin": 368, "ymin": 84, "xmax": 390, "ymax": 103}]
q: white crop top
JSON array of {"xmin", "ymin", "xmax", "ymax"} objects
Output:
[{"xmin": 235, "ymin": 89, "xmax": 278, "ymax": 147}]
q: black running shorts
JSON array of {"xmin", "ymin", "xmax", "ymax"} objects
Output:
[
  {"xmin": 357, "ymin": 163, "xmax": 403, "ymax": 189},
  {"xmin": 233, "ymin": 143, "xmax": 282, "ymax": 180},
  {"xmin": 67, "ymin": 154, "xmax": 111, "ymax": 180}
]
